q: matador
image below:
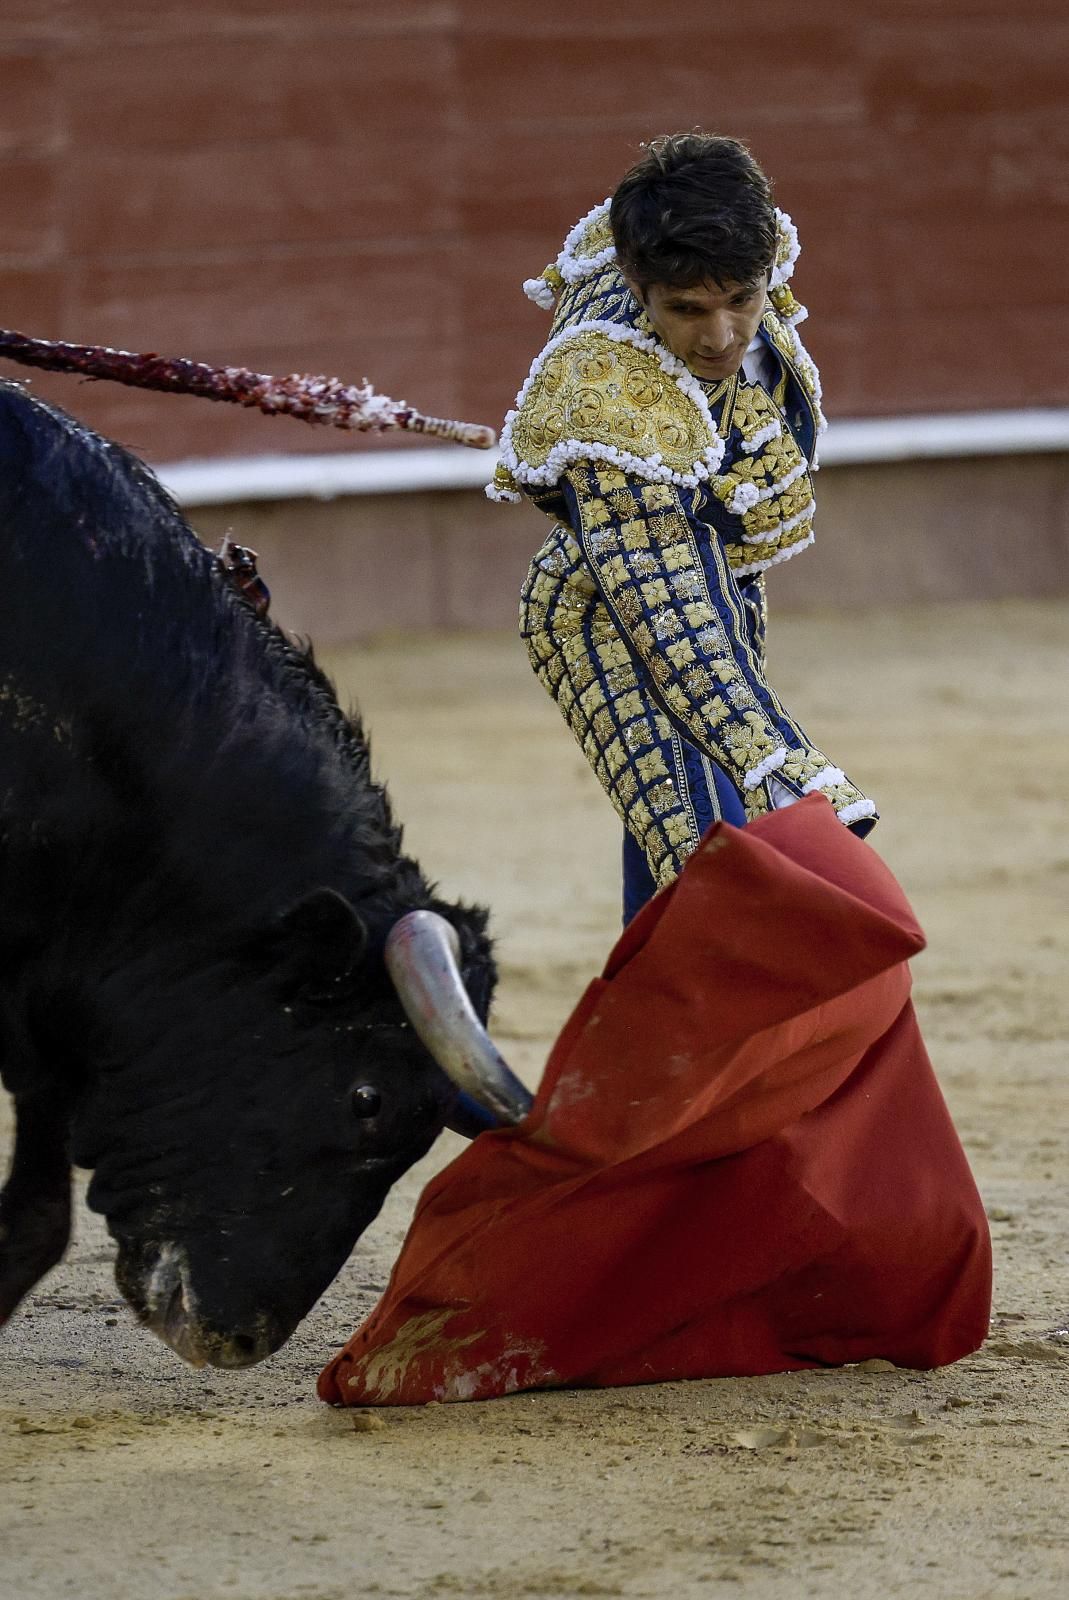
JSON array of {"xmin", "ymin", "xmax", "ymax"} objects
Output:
[{"xmin": 489, "ymin": 134, "xmax": 877, "ymax": 921}]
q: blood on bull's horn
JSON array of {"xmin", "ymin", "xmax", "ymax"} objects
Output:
[{"xmin": 384, "ymin": 911, "xmax": 533, "ymax": 1128}]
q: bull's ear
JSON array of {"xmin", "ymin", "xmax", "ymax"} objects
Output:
[{"xmin": 273, "ymin": 887, "xmax": 368, "ymax": 1002}]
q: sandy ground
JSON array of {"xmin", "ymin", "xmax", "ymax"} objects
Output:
[{"xmin": 1, "ymin": 599, "xmax": 1067, "ymax": 1600}]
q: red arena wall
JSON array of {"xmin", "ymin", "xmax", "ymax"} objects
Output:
[{"xmin": 1, "ymin": 1, "xmax": 1067, "ymax": 465}]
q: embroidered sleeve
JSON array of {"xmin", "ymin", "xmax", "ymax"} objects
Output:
[{"xmin": 561, "ymin": 462, "xmax": 877, "ymax": 830}]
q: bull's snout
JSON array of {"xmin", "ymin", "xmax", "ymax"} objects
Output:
[{"xmin": 138, "ymin": 1243, "xmax": 283, "ymax": 1369}]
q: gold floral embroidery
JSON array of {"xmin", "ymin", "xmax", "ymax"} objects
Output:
[
  {"xmin": 617, "ymin": 769, "xmax": 638, "ymax": 805},
  {"xmin": 615, "ymin": 690, "xmax": 645, "ymax": 722},
  {"xmin": 647, "ymin": 780, "xmax": 678, "ymax": 815},
  {"xmin": 707, "ymin": 374, "xmax": 816, "ymax": 568},
  {"xmin": 615, "ymin": 588, "xmax": 642, "ymax": 625},
  {"xmin": 564, "ymin": 465, "xmax": 818, "ymax": 830},
  {"xmin": 645, "ymin": 823, "xmax": 667, "ymax": 864},
  {"xmin": 607, "ymin": 489, "xmax": 640, "ymax": 519},
  {"xmin": 605, "ymin": 664, "xmax": 638, "ymax": 694},
  {"xmin": 620, "ymin": 518, "xmax": 651, "ymax": 551},
  {"xmin": 744, "ymin": 784, "xmax": 771, "ymax": 823},
  {"xmin": 624, "ymin": 718, "xmax": 654, "ymax": 751},
  {"xmin": 592, "ymin": 707, "xmax": 615, "ymax": 743},
  {"xmin": 664, "ymin": 812, "xmax": 695, "ymax": 847},
  {"xmin": 518, "ymin": 519, "xmax": 704, "ymax": 875},
  {"xmin": 636, "ymin": 750, "xmax": 669, "ymax": 785},
  {"xmin": 506, "ymin": 330, "xmax": 716, "ymax": 487},
  {"xmin": 595, "ymin": 638, "xmax": 630, "ymax": 671},
  {"xmin": 570, "ymin": 655, "xmax": 594, "ymax": 692},
  {"xmin": 666, "ymin": 639, "xmax": 696, "ymax": 670},
  {"xmin": 722, "ymin": 712, "xmax": 780, "ymax": 774}
]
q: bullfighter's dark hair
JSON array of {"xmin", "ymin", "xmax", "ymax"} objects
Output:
[{"xmin": 610, "ymin": 132, "xmax": 777, "ymax": 292}]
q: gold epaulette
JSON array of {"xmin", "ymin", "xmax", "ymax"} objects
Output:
[
  {"xmin": 521, "ymin": 199, "xmax": 616, "ymax": 310},
  {"xmin": 488, "ymin": 326, "xmax": 725, "ymax": 502}
]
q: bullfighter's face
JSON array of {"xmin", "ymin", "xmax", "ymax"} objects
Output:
[
  {"xmin": 627, "ymin": 272, "xmax": 769, "ymax": 384},
  {"xmin": 70, "ymin": 890, "xmax": 490, "ymax": 1368}
]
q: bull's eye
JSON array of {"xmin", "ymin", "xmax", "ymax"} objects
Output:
[{"xmin": 351, "ymin": 1085, "xmax": 382, "ymax": 1119}]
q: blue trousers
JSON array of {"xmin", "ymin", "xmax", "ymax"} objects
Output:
[{"xmin": 622, "ymin": 740, "xmax": 747, "ymax": 925}]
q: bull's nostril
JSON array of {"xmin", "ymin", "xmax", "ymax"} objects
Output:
[{"xmin": 232, "ymin": 1332, "xmax": 258, "ymax": 1356}]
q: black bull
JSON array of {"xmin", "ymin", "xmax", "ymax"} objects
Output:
[{"xmin": 0, "ymin": 379, "xmax": 499, "ymax": 1367}]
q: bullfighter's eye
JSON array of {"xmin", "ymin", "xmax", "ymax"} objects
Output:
[{"xmin": 351, "ymin": 1085, "xmax": 382, "ymax": 1119}]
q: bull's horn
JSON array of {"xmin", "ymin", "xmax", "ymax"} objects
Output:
[{"xmin": 384, "ymin": 911, "xmax": 533, "ymax": 1127}]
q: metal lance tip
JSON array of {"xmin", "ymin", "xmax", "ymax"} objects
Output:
[{"xmin": 384, "ymin": 911, "xmax": 533, "ymax": 1128}]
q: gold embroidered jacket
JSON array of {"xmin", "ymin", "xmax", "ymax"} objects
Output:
[{"xmin": 493, "ymin": 201, "xmax": 877, "ymax": 891}]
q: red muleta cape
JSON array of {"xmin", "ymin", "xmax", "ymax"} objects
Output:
[{"xmin": 319, "ymin": 798, "xmax": 991, "ymax": 1406}]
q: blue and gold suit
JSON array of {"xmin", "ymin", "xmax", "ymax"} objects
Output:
[{"xmin": 490, "ymin": 202, "xmax": 876, "ymax": 920}]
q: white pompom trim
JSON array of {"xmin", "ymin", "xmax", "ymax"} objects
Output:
[
  {"xmin": 786, "ymin": 319, "xmax": 827, "ymax": 437},
  {"xmin": 738, "ymin": 497, "xmax": 815, "ymax": 544},
  {"xmin": 557, "ymin": 198, "xmax": 617, "ymax": 284},
  {"xmin": 729, "ymin": 481, "xmax": 762, "ymax": 514},
  {"xmin": 838, "ymin": 798, "xmax": 878, "ymax": 827},
  {"xmin": 740, "ymin": 418, "xmax": 782, "ymax": 454},
  {"xmin": 768, "ymin": 210, "xmax": 800, "ymax": 291},
  {"xmin": 802, "ymin": 766, "xmax": 847, "ymax": 793},
  {"xmin": 732, "ymin": 530, "xmax": 815, "ymax": 576},
  {"xmin": 743, "ymin": 746, "xmax": 787, "ymax": 789},
  {"xmin": 522, "ymin": 277, "xmax": 557, "ymax": 310},
  {"xmin": 728, "ymin": 460, "xmax": 808, "ymax": 515}
]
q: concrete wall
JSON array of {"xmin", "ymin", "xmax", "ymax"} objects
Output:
[
  {"xmin": 187, "ymin": 452, "xmax": 1069, "ymax": 645},
  {"xmin": 2, "ymin": 2, "xmax": 1067, "ymax": 467}
]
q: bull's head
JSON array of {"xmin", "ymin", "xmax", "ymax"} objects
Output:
[{"xmin": 39, "ymin": 890, "xmax": 531, "ymax": 1369}]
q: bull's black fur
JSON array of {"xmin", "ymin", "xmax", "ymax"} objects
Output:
[{"xmin": 0, "ymin": 379, "xmax": 494, "ymax": 1361}]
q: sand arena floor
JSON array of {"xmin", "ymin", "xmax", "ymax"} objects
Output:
[{"xmin": 1, "ymin": 600, "xmax": 1067, "ymax": 1600}]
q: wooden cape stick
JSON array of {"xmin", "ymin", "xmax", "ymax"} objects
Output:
[{"xmin": 0, "ymin": 328, "xmax": 496, "ymax": 450}]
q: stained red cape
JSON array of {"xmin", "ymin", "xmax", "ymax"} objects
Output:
[{"xmin": 319, "ymin": 799, "xmax": 991, "ymax": 1406}]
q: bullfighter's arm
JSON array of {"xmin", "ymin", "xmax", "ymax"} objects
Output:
[{"xmin": 559, "ymin": 461, "xmax": 877, "ymax": 829}]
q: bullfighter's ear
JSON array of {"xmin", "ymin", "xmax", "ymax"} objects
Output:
[{"xmin": 274, "ymin": 887, "xmax": 368, "ymax": 1000}]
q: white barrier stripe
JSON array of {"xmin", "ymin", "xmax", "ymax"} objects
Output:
[
  {"xmin": 819, "ymin": 409, "xmax": 1069, "ymax": 465},
  {"xmin": 153, "ymin": 408, "xmax": 1069, "ymax": 508}
]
